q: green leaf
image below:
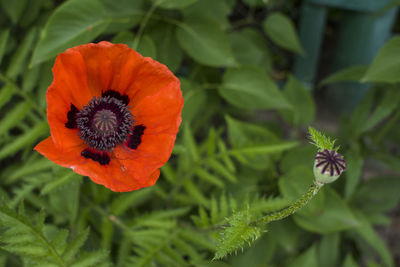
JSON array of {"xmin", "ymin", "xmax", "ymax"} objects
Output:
[
  {"xmin": 184, "ymin": 180, "xmax": 209, "ymax": 207},
  {"xmin": 342, "ymin": 254, "xmax": 358, "ymax": 267},
  {"xmin": 181, "ymin": 0, "xmax": 231, "ymax": 30},
  {"xmin": 157, "ymin": 0, "xmax": 198, "ymax": 9},
  {"xmin": 148, "ymin": 24, "xmax": 183, "ymax": 72},
  {"xmin": 0, "ymin": 84, "xmax": 16, "ymax": 109},
  {"xmin": 206, "ymin": 159, "xmax": 237, "ymax": 183},
  {"xmin": 269, "ymin": 219, "xmax": 299, "ymax": 253},
  {"xmin": 31, "ymin": 0, "xmax": 109, "ymax": 66},
  {"xmin": 320, "ymin": 65, "xmax": 368, "ymax": 86},
  {"xmin": 0, "ymin": 29, "xmax": 10, "ymax": 64},
  {"xmin": 183, "ymin": 123, "xmax": 200, "ymax": 162},
  {"xmin": 362, "ymin": 36, "xmax": 400, "ymax": 83},
  {"xmin": 195, "ymin": 168, "xmax": 225, "ymax": 188},
  {"xmin": 110, "ymin": 188, "xmax": 153, "ymax": 216},
  {"xmin": 279, "ymin": 166, "xmax": 359, "ymax": 233},
  {"xmin": 318, "ymin": 234, "xmax": 340, "ymax": 267},
  {"xmin": 62, "ymin": 228, "xmax": 90, "ymax": 263},
  {"xmin": 344, "ymin": 147, "xmax": 363, "ymax": 199},
  {"xmin": 100, "ymin": 0, "xmax": 144, "ymax": 34},
  {"xmin": 280, "ymin": 145, "xmax": 315, "ymax": 174},
  {"xmin": 0, "ymin": 0, "xmax": 27, "ymax": 24},
  {"xmin": 0, "ymin": 101, "xmax": 31, "ymax": 135},
  {"xmin": 40, "ymin": 171, "xmax": 78, "ymax": 196},
  {"xmin": 352, "ymin": 211, "xmax": 394, "ymax": 267},
  {"xmin": 288, "ymin": 245, "xmax": 318, "ymax": 267},
  {"xmin": 243, "ymin": 0, "xmax": 266, "ymax": 7},
  {"xmin": 281, "ymin": 75, "xmax": 315, "ymax": 126},
  {"xmin": 229, "ymin": 28, "xmax": 272, "ymax": 72},
  {"xmin": 362, "ymin": 88, "xmax": 400, "ymax": 132},
  {"xmin": 176, "ymin": 16, "xmax": 236, "ymax": 67},
  {"xmin": 228, "ymin": 141, "xmax": 298, "ymax": 156},
  {"xmin": 294, "ymin": 187, "xmax": 359, "ymax": 233},
  {"xmin": 263, "ymin": 12, "xmax": 304, "ymax": 54},
  {"xmin": 219, "ymin": 66, "xmax": 291, "ymax": 110},
  {"xmin": 226, "ymin": 115, "xmax": 279, "ymax": 170},
  {"xmin": 6, "ymin": 28, "xmax": 37, "ymax": 80},
  {"xmin": 181, "ymin": 79, "xmax": 207, "ymax": 123},
  {"xmin": 0, "ymin": 122, "xmax": 48, "ymax": 160},
  {"xmin": 352, "ymin": 176, "xmax": 400, "ymax": 213}
]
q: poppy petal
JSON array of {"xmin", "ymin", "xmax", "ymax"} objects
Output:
[
  {"xmin": 124, "ymin": 57, "xmax": 180, "ymax": 108},
  {"xmin": 36, "ymin": 42, "xmax": 183, "ymax": 192},
  {"xmin": 131, "ymin": 80, "xmax": 183, "ymax": 135},
  {"xmin": 75, "ymin": 42, "xmax": 144, "ymax": 96},
  {"xmin": 35, "ymin": 137, "xmax": 153, "ymax": 192}
]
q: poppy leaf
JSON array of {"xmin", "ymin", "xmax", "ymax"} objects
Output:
[
  {"xmin": 176, "ymin": 17, "xmax": 236, "ymax": 67},
  {"xmin": 0, "ymin": 101, "xmax": 31, "ymax": 136},
  {"xmin": 30, "ymin": 0, "xmax": 109, "ymax": 66},
  {"xmin": 0, "ymin": 29, "xmax": 10, "ymax": 65},
  {"xmin": 0, "ymin": 122, "xmax": 48, "ymax": 161},
  {"xmin": 0, "ymin": 83, "xmax": 15, "ymax": 110},
  {"xmin": 219, "ymin": 66, "xmax": 292, "ymax": 110},
  {"xmin": 6, "ymin": 28, "xmax": 37, "ymax": 80}
]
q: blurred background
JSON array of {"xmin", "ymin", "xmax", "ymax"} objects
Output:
[{"xmin": 0, "ymin": 0, "xmax": 399, "ymax": 266}]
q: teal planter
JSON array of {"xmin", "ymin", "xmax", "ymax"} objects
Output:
[{"xmin": 293, "ymin": 0, "xmax": 398, "ymax": 112}]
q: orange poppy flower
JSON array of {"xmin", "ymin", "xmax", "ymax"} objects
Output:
[{"xmin": 34, "ymin": 41, "xmax": 183, "ymax": 192}]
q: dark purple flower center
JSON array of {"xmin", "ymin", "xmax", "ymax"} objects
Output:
[
  {"xmin": 76, "ymin": 95, "xmax": 134, "ymax": 151},
  {"xmin": 315, "ymin": 149, "xmax": 346, "ymax": 176}
]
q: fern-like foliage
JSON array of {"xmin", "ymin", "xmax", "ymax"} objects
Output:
[
  {"xmin": 213, "ymin": 207, "xmax": 263, "ymax": 260},
  {"xmin": 127, "ymin": 208, "xmax": 214, "ymax": 266},
  {"xmin": 308, "ymin": 126, "xmax": 338, "ymax": 151},
  {"xmin": 0, "ymin": 202, "xmax": 110, "ymax": 266}
]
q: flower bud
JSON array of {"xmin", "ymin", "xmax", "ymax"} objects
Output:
[{"xmin": 313, "ymin": 149, "xmax": 346, "ymax": 184}]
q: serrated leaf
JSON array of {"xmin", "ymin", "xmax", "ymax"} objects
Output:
[
  {"xmin": 62, "ymin": 228, "xmax": 89, "ymax": 263},
  {"xmin": 214, "ymin": 209, "xmax": 262, "ymax": 260},
  {"xmin": 195, "ymin": 168, "xmax": 225, "ymax": 188},
  {"xmin": 110, "ymin": 188, "xmax": 153, "ymax": 216},
  {"xmin": 40, "ymin": 171, "xmax": 77, "ymax": 195}
]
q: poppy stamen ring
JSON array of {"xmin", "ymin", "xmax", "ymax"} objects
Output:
[{"xmin": 76, "ymin": 96, "xmax": 134, "ymax": 151}]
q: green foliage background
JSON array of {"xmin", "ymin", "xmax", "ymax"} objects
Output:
[{"xmin": 0, "ymin": 0, "xmax": 399, "ymax": 266}]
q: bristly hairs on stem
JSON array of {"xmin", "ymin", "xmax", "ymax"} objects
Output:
[{"xmin": 308, "ymin": 126, "xmax": 339, "ymax": 151}]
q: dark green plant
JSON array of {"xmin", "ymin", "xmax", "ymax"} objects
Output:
[{"xmin": 0, "ymin": 0, "xmax": 399, "ymax": 266}]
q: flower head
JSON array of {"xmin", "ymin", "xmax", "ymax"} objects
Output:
[
  {"xmin": 35, "ymin": 42, "xmax": 183, "ymax": 192},
  {"xmin": 313, "ymin": 149, "xmax": 346, "ymax": 184}
]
